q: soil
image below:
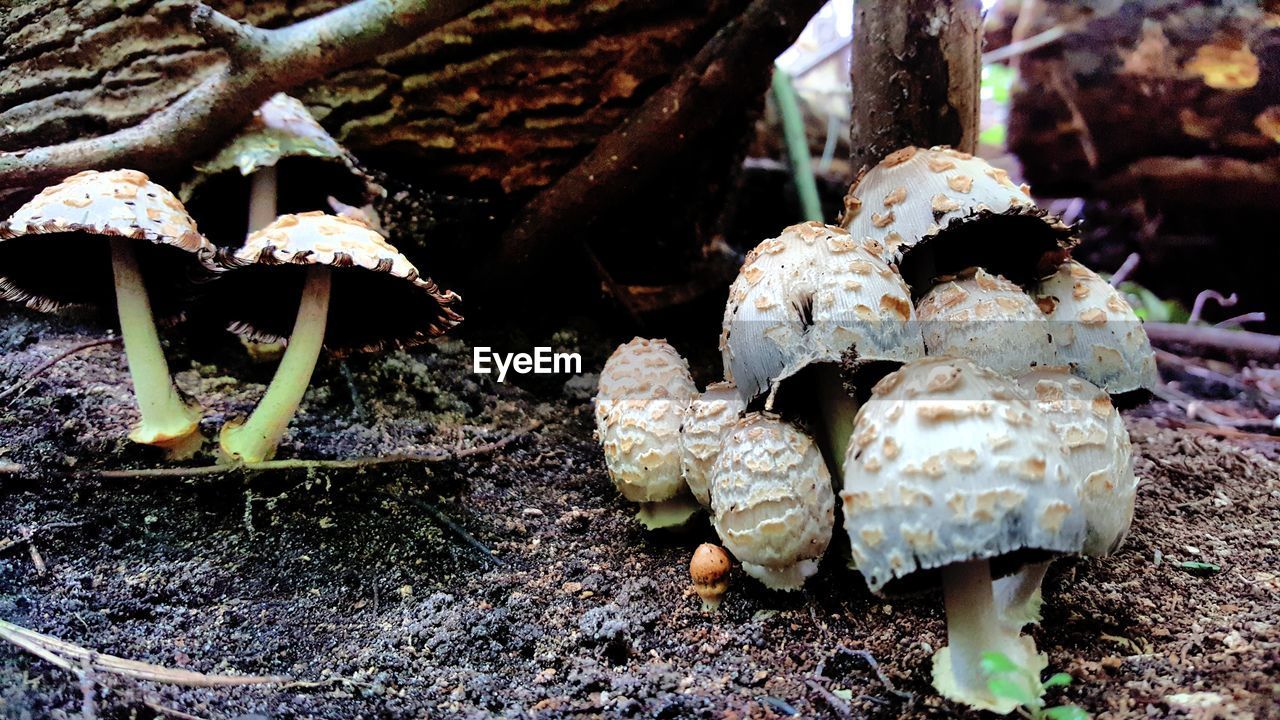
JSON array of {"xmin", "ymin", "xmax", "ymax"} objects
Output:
[{"xmin": 1, "ymin": 307, "xmax": 1278, "ymax": 720}]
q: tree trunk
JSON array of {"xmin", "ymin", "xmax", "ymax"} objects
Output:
[{"xmin": 848, "ymin": 0, "xmax": 983, "ymax": 170}]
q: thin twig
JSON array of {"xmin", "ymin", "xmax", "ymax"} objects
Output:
[
  {"xmin": 1216, "ymin": 312, "xmax": 1266, "ymax": 329},
  {"xmin": 0, "ymin": 338, "xmax": 121, "ymax": 406},
  {"xmin": 820, "ymin": 646, "xmax": 912, "ymax": 702},
  {"xmin": 0, "ymin": 521, "xmax": 84, "ymax": 555},
  {"xmin": 404, "ymin": 497, "xmax": 505, "ymax": 568},
  {"xmin": 805, "ymin": 679, "xmax": 853, "ymax": 720},
  {"xmin": 1189, "ymin": 290, "xmax": 1238, "ymax": 325},
  {"xmin": 0, "ymin": 0, "xmax": 483, "ymax": 188},
  {"xmin": 982, "ymin": 23, "xmax": 1075, "ymax": 64},
  {"xmin": 93, "ymin": 422, "xmax": 540, "ymax": 480}
]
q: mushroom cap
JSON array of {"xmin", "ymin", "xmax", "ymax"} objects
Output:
[
  {"xmin": 0, "ymin": 169, "xmax": 213, "ymax": 320},
  {"xmin": 1032, "ymin": 261, "xmax": 1157, "ymax": 396},
  {"xmin": 1017, "ymin": 368, "xmax": 1135, "ymax": 556},
  {"xmin": 710, "ymin": 412, "xmax": 835, "ymax": 590},
  {"xmin": 680, "ymin": 381, "xmax": 746, "ymax": 507},
  {"xmin": 839, "ymin": 146, "xmax": 1075, "ymax": 292},
  {"xmin": 720, "ymin": 221, "xmax": 924, "ymax": 406},
  {"xmin": 841, "ymin": 357, "xmax": 1085, "ymax": 595},
  {"xmin": 594, "ymin": 338, "xmax": 698, "ymax": 504},
  {"xmin": 208, "ymin": 211, "xmax": 461, "ymax": 354},
  {"xmin": 180, "ymin": 94, "xmax": 381, "ymax": 242},
  {"xmin": 917, "ymin": 267, "xmax": 1054, "ymax": 376}
]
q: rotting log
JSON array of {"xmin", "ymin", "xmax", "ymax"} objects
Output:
[{"xmin": 848, "ymin": 0, "xmax": 983, "ymax": 170}]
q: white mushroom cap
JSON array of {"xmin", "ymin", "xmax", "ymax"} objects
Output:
[
  {"xmin": 1032, "ymin": 261, "xmax": 1158, "ymax": 396},
  {"xmin": 1017, "ymin": 368, "xmax": 1135, "ymax": 556},
  {"xmin": 841, "ymin": 357, "xmax": 1085, "ymax": 594},
  {"xmin": 594, "ymin": 338, "xmax": 698, "ymax": 504},
  {"xmin": 680, "ymin": 381, "xmax": 746, "ymax": 507},
  {"xmin": 839, "ymin": 146, "xmax": 1073, "ymax": 289},
  {"xmin": 720, "ymin": 221, "xmax": 923, "ymax": 406},
  {"xmin": 917, "ymin": 268, "xmax": 1054, "ymax": 376},
  {"xmin": 710, "ymin": 412, "xmax": 835, "ymax": 590}
]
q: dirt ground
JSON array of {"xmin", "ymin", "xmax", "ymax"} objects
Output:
[{"xmin": 1, "ymin": 307, "xmax": 1278, "ymax": 720}]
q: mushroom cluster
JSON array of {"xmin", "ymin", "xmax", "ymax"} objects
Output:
[
  {"xmin": 593, "ymin": 146, "xmax": 1157, "ymax": 714},
  {"xmin": 0, "ymin": 96, "xmax": 460, "ymax": 464}
]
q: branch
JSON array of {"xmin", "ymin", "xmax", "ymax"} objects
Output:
[
  {"xmin": 490, "ymin": 0, "xmax": 825, "ymax": 275},
  {"xmin": 1145, "ymin": 322, "xmax": 1280, "ymax": 361},
  {"xmin": 0, "ymin": 0, "xmax": 483, "ymax": 189}
]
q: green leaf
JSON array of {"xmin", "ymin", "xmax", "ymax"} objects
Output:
[
  {"xmin": 832, "ymin": 688, "xmax": 853, "ymax": 701},
  {"xmin": 981, "ymin": 652, "xmax": 1021, "ymax": 675},
  {"xmin": 1043, "ymin": 673, "xmax": 1074, "ymax": 688},
  {"xmin": 980, "ymin": 123, "xmax": 1007, "ymax": 147},
  {"xmin": 987, "ymin": 678, "xmax": 1036, "ymax": 707},
  {"xmin": 1178, "ymin": 561, "xmax": 1220, "ymax": 576},
  {"xmin": 1043, "ymin": 705, "xmax": 1091, "ymax": 720}
]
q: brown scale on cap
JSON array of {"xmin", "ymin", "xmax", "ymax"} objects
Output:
[
  {"xmin": 208, "ymin": 211, "xmax": 461, "ymax": 355},
  {"xmin": 0, "ymin": 169, "xmax": 213, "ymax": 319}
]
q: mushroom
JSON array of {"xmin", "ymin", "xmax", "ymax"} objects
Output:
[
  {"xmin": 689, "ymin": 543, "xmax": 732, "ymax": 611},
  {"xmin": 710, "ymin": 412, "xmax": 834, "ymax": 590},
  {"xmin": 994, "ymin": 367, "xmax": 1137, "ymax": 629},
  {"xmin": 680, "ymin": 381, "xmax": 746, "ymax": 507},
  {"xmin": 0, "ymin": 169, "xmax": 213, "ymax": 458},
  {"xmin": 840, "ymin": 146, "xmax": 1074, "ymax": 293},
  {"xmin": 209, "ymin": 212, "xmax": 460, "ymax": 463},
  {"xmin": 720, "ymin": 221, "xmax": 923, "ymax": 473},
  {"xmin": 181, "ymin": 94, "xmax": 380, "ymax": 240},
  {"xmin": 594, "ymin": 337, "xmax": 700, "ymax": 528},
  {"xmin": 841, "ymin": 357, "xmax": 1085, "ymax": 712},
  {"xmin": 917, "ymin": 267, "xmax": 1053, "ymax": 377},
  {"xmin": 1032, "ymin": 260, "xmax": 1158, "ymax": 398}
]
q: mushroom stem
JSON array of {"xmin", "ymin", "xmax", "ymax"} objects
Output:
[
  {"xmin": 248, "ymin": 166, "xmax": 279, "ymax": 234},
  {"xmin": 110, "ymin": 238, "xmax": 203, "ymax": 459},
  {"xmin": 815, "ymin": 364, "xmax": 858, "ymax": 476},
  {"xmin": 933, "ymin": 559, "xmax": 1045, "ymax": 713},
  {"xmin": 636, "ymin": 495, "xmax": 701, "ymax": 531},
  {"xmin": 994, "ymin": 561, "xmax": 1051, "ymax": 631},
  {"xmin": 220, "ymin": 266, "xmax": 330, "ymax": 463}
]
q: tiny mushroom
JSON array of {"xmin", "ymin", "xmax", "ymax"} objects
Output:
[
  {"xmin": 720, "ymin": 221, "xmax": 923, "ymax": 473},
  {"xmin": 209, "ymin": 212, "xmax": 461, "ymax": 463},
  {"xmin": 181, "ymin": 94, "xmax": 381, "ymax": 240},
  {"xmin": 594, "ymin": 337, "xmax": 700, "ymax": 528},
  {"xmin": 689, "ymin": 543, "xmax": 732, "ymax": 611},
  {"xmin": 0, "ymin": 169, "xmax": 213, "ymax": 458},
  {"xmin": 916, "ymin": 267, "xmax": 1053, "ymax": 377},
  {"xmin": 840, "ymin": 146, "xmax": 1074, "ymax": 293},
  {"xmin": 680, "ymin": 381, "xmax": 746, "ymax": 507},
  {"xmin": 841, "ymin": 357, "xmax": 1085, "ymax": 713},
  {"xmin": 994, "ymin": 367, "xmax": 1137, "ymax": 629},
  {"xmin": 710, "ymin": 412, "xmax": 835, "ymax": 590},
  {"xmin": 1032, "ymin": 260, "xmax": 1158, "ymax": 399}
]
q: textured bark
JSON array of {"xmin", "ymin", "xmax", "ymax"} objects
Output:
[
  {"xmin": 0, "ymin": 0, "xmax": 744, "ymax": 197},
  {"xmin": 848, "ymin": 0, "xmax": 983, "ymax": 170},
  {"xmin": 1003, "ymin": 0, "xmax": 1280, "ymax": 206}
]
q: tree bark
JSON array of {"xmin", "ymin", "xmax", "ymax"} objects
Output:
[{"xmin": 848, "ymin": 0, "xmax": 983, "ymax": 170}]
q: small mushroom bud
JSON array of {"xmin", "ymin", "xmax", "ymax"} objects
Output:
[{"xmin": 689, "ymin": 543, "xmax": 732, "ymax": 611}]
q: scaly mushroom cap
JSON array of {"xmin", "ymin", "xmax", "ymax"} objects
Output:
[
  {"xmin": 181, "ymin": 94, "xmax": 380, "ymax": 241},
  {"xmin": 208, "ymin": 211, "xmax": 461, "ymax": 354},
  {"xmin": 680, "ymin": 381, "xmax": 746, "ymax": 507},
  {"xmin": 1017, "ymin": 368, "xmax": 1135, "ymax": 556},
  {"xmin": 0, "ymin": 169, "xmax": 213, "ymax": 320},
  {"xmin": 841, "ymin": 357, "xmax": 1085, "ymax": 594},
  {"xmin": 594, "ymin": 338, "xmax": 698, "ymax": 504},
  {"xmin": 720, "ymin": 221, "xmax": 923, "ymax": 406},
  {"xmin": 1032, "ymin": 261, "xmax": 1157, "ymax": 397},
  {"xmin": 917, "ymin": 268, "xmax": 1054, "ymax": 376},
  {"xmin": 839, "ymin": 146, "xmax": 1074, "ymax": 292},
  {"xmin": 710, "ymin": 412, "xmax": 835, "ymax": 590}
]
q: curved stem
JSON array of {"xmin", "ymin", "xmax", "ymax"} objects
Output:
[
  {"xmin": 994, "ymin": 561, "xmax": 1050, "ymax": 631},
  {"xmin": 220, "ymin": 266, "xmax": 330, "ymax": 463},
  {"xmin": 110, "ymin": 239, "xmax": 202, "ymax": 457}
]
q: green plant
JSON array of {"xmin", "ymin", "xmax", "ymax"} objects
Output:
[{"xmin": 981, "ymin": 651, "xmax": 1090, "ymax": 720}]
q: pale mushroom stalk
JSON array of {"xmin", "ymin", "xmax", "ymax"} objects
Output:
[
  {"xmin": 937, "ymin": 560, "xmax": 1042, "ymax": 708},
  {"xmin": 247, "ymin": 166, "xmax": 278, "ymax": 233},
  {"xmin": 815, "ymin": 365, "xmax": 858, "ymax": 476},
  {"xmin": 220, "ymin": 266, "xmax": 330, "ymax": 463},
  {"xmin": 993, "ymin": 561, "xmax": 1051, "ymax": 630},
  {"xmin": 109, "ymin": 238, "xmax": 203, "ymax": 459}
]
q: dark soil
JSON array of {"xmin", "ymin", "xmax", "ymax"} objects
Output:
[{"xmin": 1, "ymin": 307, "xmax": 1278, "ymax": 720}]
